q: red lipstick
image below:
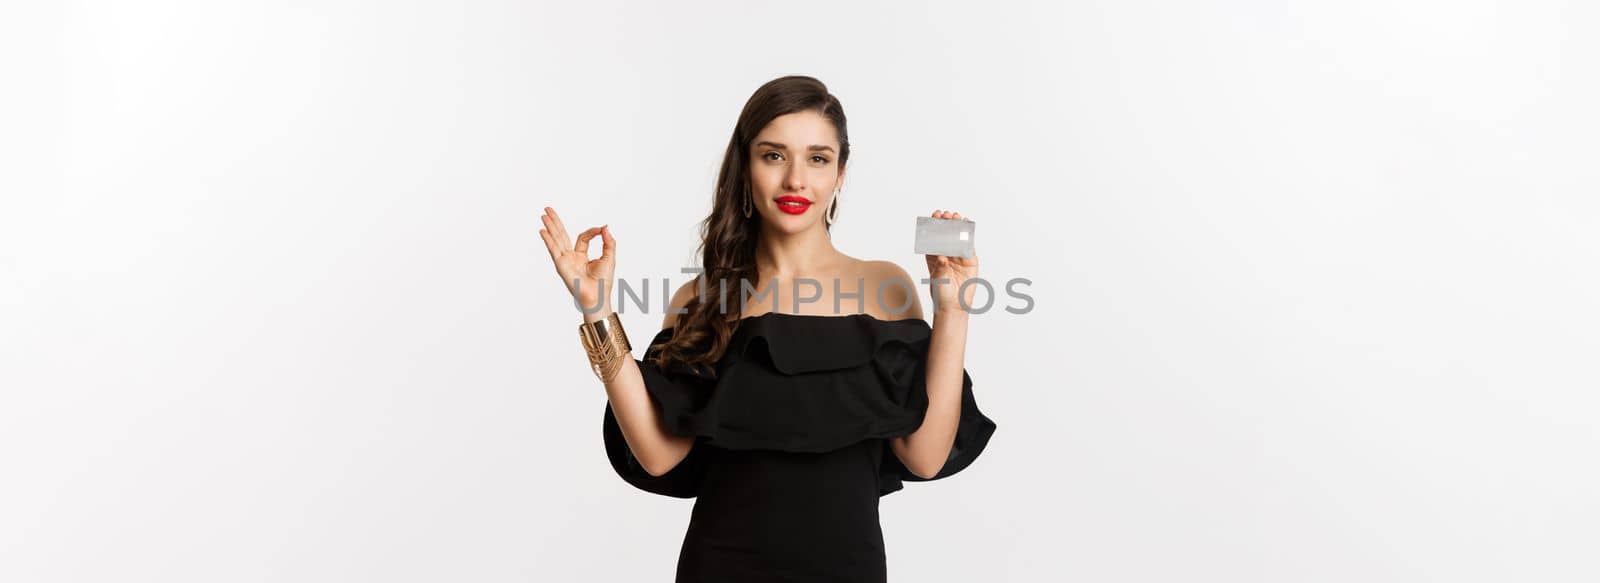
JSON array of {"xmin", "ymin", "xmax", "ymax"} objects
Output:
[{"xmin": 775, "ymin": 195, "xmax": 813, "ymax": 215}]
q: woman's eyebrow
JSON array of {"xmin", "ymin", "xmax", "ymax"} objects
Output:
[{"xmin": 754, "ymin": 140, "xmax": 835, "ymax": 153}]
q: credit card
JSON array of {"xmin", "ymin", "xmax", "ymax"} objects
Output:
[{"xmin": 914, "ymin": 216, "xmax": 976, "ymax": 258}]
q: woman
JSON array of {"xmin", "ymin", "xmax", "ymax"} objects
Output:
[{"xmin": 538, "ymin": 75, "xmax": 996, "ymax": 582}]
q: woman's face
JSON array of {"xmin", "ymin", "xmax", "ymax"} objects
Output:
[{"xmin": 747, "ymin": 110, "xmax": 846, "ymax": 231}]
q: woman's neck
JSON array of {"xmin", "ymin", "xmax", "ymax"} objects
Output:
[{"xmin": 753, "ymin": 226, "xmax": 847, "ymax": 280}]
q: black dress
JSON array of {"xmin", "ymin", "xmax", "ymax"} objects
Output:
[{"xmin": 600, "ymin": 312, "xmax": 998, "ymax": 582}]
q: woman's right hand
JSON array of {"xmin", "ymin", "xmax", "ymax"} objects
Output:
[{"xmin": 538, "ymin": 206, "xmax": 616, "ymax": 318}]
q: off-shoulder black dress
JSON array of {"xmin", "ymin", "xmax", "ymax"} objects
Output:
[{"xmin": 600, "ymin": 312, "xmax": 997, "ymax": 582}]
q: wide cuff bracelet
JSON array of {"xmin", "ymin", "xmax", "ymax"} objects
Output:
[{"xmin": 579, "ymin": 312, "xmax": 632, "ymax": 382}]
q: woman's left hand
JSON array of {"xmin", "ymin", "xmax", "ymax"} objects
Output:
[{"xmin": 924, "ymin": 209, "xmax": 980, "ymax": 314}]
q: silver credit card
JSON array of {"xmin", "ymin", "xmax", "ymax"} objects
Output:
[{"xmin": 914, "ymin": 216, "xmax": 976, "ymax": 258}]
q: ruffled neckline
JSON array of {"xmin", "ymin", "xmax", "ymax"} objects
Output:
[{"xmin": 723, "ymin": 311, "xmax": 933, "ymax": 375}]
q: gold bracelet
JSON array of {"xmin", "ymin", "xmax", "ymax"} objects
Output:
[{"xmin": 579, "ymin": 312, "xmax": 632, "ymax": 382}]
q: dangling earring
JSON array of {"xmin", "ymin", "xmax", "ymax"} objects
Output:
[
  {"xmin": 741, "ymin": 186, "xmax": 753, "ymax": 218},
  {"xmin": 825, "ymin": 189, "xmax": 840, "ymax": 226}
]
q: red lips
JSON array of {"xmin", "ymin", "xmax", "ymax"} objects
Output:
[{"xmin": 775, "ymin": 195, "xmax": 813, "ymax": 215}]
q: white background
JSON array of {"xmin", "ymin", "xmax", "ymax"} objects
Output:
[{"xmin": 3, "ymin": 1, "xmax": 1597, "ymax": 581}]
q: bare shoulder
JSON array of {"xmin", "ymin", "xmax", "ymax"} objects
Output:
[
  {"xmin": 860, "ymin": 259, "xmax": 924, "ymax": 321},
  {"xmin": 662, "ymin": 276, "xmax": 702, "ymax": 329}
]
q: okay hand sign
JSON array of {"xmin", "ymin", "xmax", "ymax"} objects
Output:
[{"xmin": 537, "ymin": 206, "xmax": 615, "ymax": 314}]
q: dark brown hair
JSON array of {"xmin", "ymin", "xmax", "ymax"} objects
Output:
[{"xmin": 648, "ymin": 75, "xmax": 851, "ymax": 376}]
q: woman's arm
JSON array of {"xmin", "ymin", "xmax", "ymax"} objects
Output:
[
  {"xmin": 878, "ymin": 264, "xmax": 970, "ymax": 480},
  {"xmin": 888, "ymin": 296, "xmax": 969, "ymax": 479},
  {"xmin": 594, "ymin": 281, "xmax": 699, "ymax": 477}
]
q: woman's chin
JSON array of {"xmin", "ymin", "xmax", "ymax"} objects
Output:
[{"xmin": 764, "ymin": 216, "xmax": 819, "ymax": 234}]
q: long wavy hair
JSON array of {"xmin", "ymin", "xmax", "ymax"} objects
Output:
[{"xmin": 648, "ymin": 75, "xmax": 851, "ymax": 376}]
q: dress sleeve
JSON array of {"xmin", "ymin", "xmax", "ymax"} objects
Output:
[
  {"xmin": 872, "ymin": 325, "xmax": 998, "ymax": 496},
  {"xmin": 600, "ymin": 326, "xmax": 713, "ymax": 498}
]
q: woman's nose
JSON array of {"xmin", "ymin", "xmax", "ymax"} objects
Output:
[{"xmin": 784, "ymin": 164, "xmax": 806, "ymax": 191}]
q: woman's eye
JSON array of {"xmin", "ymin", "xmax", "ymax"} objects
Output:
[
  {"xmin": 811, "ymin": 156, "xmax": 830, "ymax": 164},
  {"xmin": 763, "ymin": 151, "xmax": 783, "ymax": 161}
]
